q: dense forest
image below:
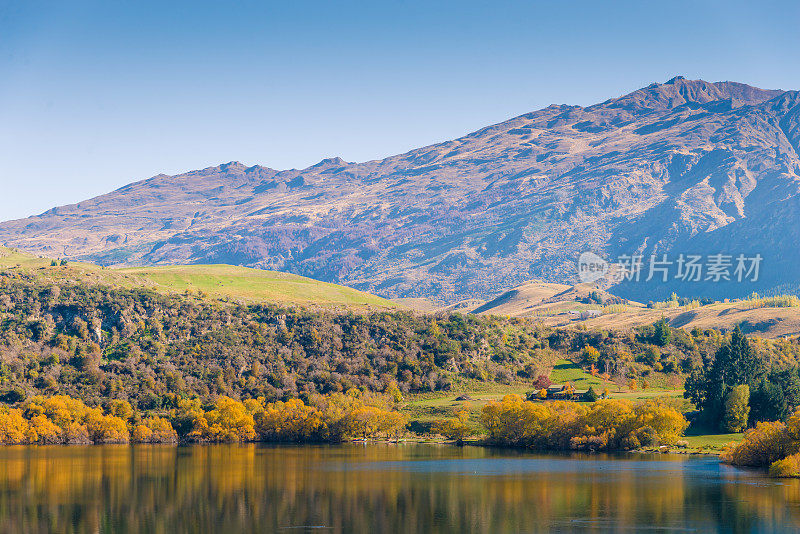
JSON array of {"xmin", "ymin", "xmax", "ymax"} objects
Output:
[{"xmin": 3, "ymin": 269, "xmax": 800, "ymax": 413}]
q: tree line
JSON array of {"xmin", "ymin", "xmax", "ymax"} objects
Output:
[
  {"xmin": 0, "ymin": 390, "xmax": 407, "ymax": 445},
  {"xmin": 0, "ymin": 390, "xmax": 692, "ymax": 452},
  {"xmin": 685, "ymin": 326, "xmax": 800, "ymax": 432},
  {"xmin": 2, "ymin": 271, "xmax": 800, "ymax": 413}
]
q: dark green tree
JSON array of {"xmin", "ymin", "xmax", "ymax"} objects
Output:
[
  {"xmin": 749, "ymin": 378, "xmax": 784, "ymax": 423},
  {"xmin": 652, "ymin": 318, "xmax": 672, "ymax": 347},
  {"xmin": 709, "ymin": 326, "xmax": 762, "ymax": 386},
  {"xmin": 749, "ymin": 367, "xmax": 800, "ymax": 423},
  {"xmin": 684, "ymin": 325, "xmax": 764, "ymax": 430}
]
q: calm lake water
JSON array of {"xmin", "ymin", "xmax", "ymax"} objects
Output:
[{"xmin": 0, "ymin": 444, "xmax": 797, "ymax": 533}]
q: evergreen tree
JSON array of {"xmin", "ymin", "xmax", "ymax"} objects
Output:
[
  {"xmin": 749, "ymin": 367, "xmax": 800, "ymax": 423},
  {"xmin": 583, "ymin": 386, "xmax": 599, "ymax": 402},
  {"xmin": 652, "ymin": 318, "xmax": 672, "ymax": 347},
  {"xmin": 749, "ymin": 378, "xmax": 785, "ymax": 423},
  {"xmin": 685, "ymin": 325, "xmax": 764, "ymax": 430}
]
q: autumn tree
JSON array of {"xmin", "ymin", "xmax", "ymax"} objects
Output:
[
  {"xmin": 432, "ymin": 406, "xmax": 472, "ymax": 444},
  {"xmin": 723, "ymin": 385, "xmax": 751, "ymax": 433},
  {"xmin": 581, "ymin": 346, "xmax": 600, "ymax": 365}
]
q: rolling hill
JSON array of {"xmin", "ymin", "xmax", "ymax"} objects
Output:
[
  {"xmin": 465, "ymin": 278, "xmax": 800, "ymax": 339},
  {"xmin": 470, "ymin": 281, "xmax": 573, "ymax": 315},
  {"xmin": 2, "ymin": 77, "xmax": 800, "ymax": 303},
  {"xmin": 0, "ymin": 247, "xmax": 395, "ymax": 308}
]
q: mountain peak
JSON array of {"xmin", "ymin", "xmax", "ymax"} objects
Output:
[
  {"xmin": 220, "ymin": 161, "xmax": 247, "ymax": 172},
  {"xmin": 309, "ymin": 157, "xmax": 347, "ymax": 169},
  {"xmin": 607, "ymin": 77, "xmax": 783, "ymax": 113}
]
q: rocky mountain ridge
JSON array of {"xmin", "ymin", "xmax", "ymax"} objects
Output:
[{"xmin": 2, "ymin": 77, "xmax": 800, "ymax": 302}]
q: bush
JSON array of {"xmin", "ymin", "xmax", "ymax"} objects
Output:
[
  {"xmin": 480, "ymin": 396, "xmax": 687, "ymax": 451},
  {"xmin": 721, "ymin": 421, "xmax": 792, "ymax": 467},
  {"xmin": 131, "ymin": 417, "xmax": 178, "ymax": 443},
  {"xmin": 432, "ymin": 408, "xmax": 473, "ymax": 444},
  {"xmin": 191, "ymin": 396, "xmax": 256, "ymax": 443},
  {"xmin": 769, "ymin": 453, "xmax": 800, "ymax": 477},
  {"xmin": 636, "ymin": 426, "xmax": 659, "ymax": 447},
  {"xmin": 84, "ymin": 409, "xmax": 130, "ymax": 444},
  {"xmin": 0, "ymin": 408, "xmax": 29, "ymax": 444}
]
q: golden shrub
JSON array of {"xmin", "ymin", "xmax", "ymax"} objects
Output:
[
  {"xmin": 255, "ymin": 398, "xmax": 323, "ymax": 442},
  {"xmin": 131, "ymin": 417, "xmax": 178, "ymax": 444},
  {"xmin": 769, "ymin": 453, "xmax": 800, "ymax": 477},
  {"xmin": 194, "ymin": 396, "xmax": 256, "ymax": 443},
  {"xmin": 84, "ymin": 408, "xmax": 130, "ymax": 444},
  {"xmin": 0, "ymin": 408, "xmax": 30, "ymax": 445},
  {"xmin": 721, "ymin": 421, "xmax": 790, "ymax": 467},
  {"xmin": 107, "ymin": 400, "xmax": 134, "ymax": 421},
  {"xmin": 27, "ymin": 414, "xmax": 61, "ymax": 444},
  {"xmin": 480, "ymin": 396, "xmax": 688, "ymax": 450},
  {"xmin": 24, "ymin": 395, "xmax": 89, "ymax": 433},
  {"xmin": 131, "ymin": 424, "xmax": 154, "ymax": 443},
  {"xmin": 62, "ymin": 422, "xmax": 91, "ymax": 445},
  {"xmin": 432, "ymin": 409, "xmax": 473, "ymax": 442}
]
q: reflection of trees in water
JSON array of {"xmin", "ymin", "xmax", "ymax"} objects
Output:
[{"xmin": 0, "ymin": 446, "xmax": 796, "ymax": 533}]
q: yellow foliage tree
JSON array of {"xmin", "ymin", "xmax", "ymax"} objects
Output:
[
  {"xmin": 432, "ymin": 407, "xmax": 472, "ymax": 443},
  {"xmin": 582, "ymin": 346, "xmax": 600, "ymax": 364},
  {"xmin": 27, "ymin": 414, "xmax": 61, "ymax": 444},
  {"xmin": 721, "ymin": 421, "xmax": 793, "ymax": 467},
  {"xmin": 0, "ymin": 408, "xmax": 30, "ymax": 445},
  {"xmin": 84, "ymin": 408, "xmax": 130, "ymax": 444},
  {"xmin": 195, "ymin": 397, "xmax": 257, "ymax": 443},
  {"xmin": 480, "ymin": 396, "xmax": 688, "ymax": 451},
  {"xmin": 107, "ymin": 400, "xmax": 134, "ymax": 421},
  {"xmin": 770, "ymin": 453, "xmax": 800, "ymax": 477},
  {"xmin": 255, "ymin": 398, "xmax": 323, "ymax": 442},
  {"xmin": 131, "ymin": 424, "xmax": 154, "ymax": 443},
  {"xmin": 377, "ymin": 410, "xmax": 407, "ymax": 440},
  {"xmin": 131, "ymin": 417, "xmax": 178, "ymax": 443}
]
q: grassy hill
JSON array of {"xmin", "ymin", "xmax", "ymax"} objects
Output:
[
  {"xmin": 0, "ymin": 247, "xmax": 395, "ymax": 308},
  {"xmin": 471, "ymin": 281, "xmax": 588, "ymax": 316},
  {"xmin": 461, "ymin": 277, "xmax": 800, "ymax": 339},
  {"xmin": 574, "ymin": 301, "xmax": 800, "ymax": 339}
]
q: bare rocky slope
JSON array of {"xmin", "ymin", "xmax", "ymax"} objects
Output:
[{"xmin": 2, "ymin": 77, "xmax": 800, "ymax": 303}]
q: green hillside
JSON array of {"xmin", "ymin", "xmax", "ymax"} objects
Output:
[{"xmin": 0, "ymin": 246, "xmax": 395, "ymax": 308}]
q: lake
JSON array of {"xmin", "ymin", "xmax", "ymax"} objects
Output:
[{"xmin": 0, "ymin": 443, "xmax": 796, "ymax": 533}]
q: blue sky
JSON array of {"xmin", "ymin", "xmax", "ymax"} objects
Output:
[{"xmin": 2, "ymin": 0, "xmax": 799, "ymax": 221}]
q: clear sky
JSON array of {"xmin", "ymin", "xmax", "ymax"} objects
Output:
[{"xmin": 2, "ymin": 0, "xmax": 799, "ymax": 221}]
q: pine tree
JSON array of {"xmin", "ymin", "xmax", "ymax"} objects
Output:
[
  {"xmin": 686, "ymin": 325, "xmax": 764, "ymax": 431},
  {"xmin": 711, "ymin": 326, "xmax": 762, "ymax": 387},
  {"xmin": 653, "ymin": 318, "xmax": 672, "ymax": 346}
]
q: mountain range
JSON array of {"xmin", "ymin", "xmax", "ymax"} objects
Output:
[{"xmin": 3, "ymin": 76, "xmax": 800, "ymax": 303}]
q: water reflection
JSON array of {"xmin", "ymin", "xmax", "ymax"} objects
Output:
[{"xmin": 0, "ymin": 444, "xmax": 796, "ymax": 533}]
